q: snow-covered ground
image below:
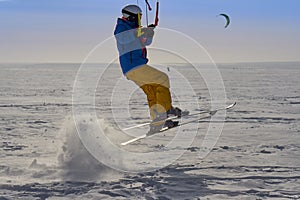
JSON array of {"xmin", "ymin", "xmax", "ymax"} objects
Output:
[{"xmin": 0, "ymin": 62, "xmax": 299, "ymax": 199}]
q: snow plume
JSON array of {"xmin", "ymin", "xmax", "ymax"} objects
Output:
[{"xmin": 57, "ymin": 115, "xmax": 122, "ymax": 182}]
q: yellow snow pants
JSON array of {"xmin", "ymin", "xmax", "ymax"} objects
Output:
[{"xmin": 126, "ymin": 64, "xmax": 172, "ymax": 120}]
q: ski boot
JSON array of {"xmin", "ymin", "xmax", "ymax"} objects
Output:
[
  {"xmin": 167, "ymin": 106, "xmax": 189, "ymax": 118},
  {"xmin": 148, "ymin": 119, "xmax": 179, "ymax": 135}
]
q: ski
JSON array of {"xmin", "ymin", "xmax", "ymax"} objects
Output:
[
  {"xmin": 122, "ymin": 102, "xmax": 236, "ymax": 131},
  {"xmin": 121, "ymin": 102, "xmax": 236, "ymax": 146}
]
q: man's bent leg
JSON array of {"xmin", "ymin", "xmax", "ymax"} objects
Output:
[
  {"xmin": 140, "ymin": 84, "xmax": 157, "ymax": 120},
  {"xmin": 126, "ymin": 64, "xmax": 172, "ymax": 120}
]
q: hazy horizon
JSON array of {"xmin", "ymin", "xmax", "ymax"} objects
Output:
[{"xmin": 1, "ymin": 61, "xmax": 300, "ymax": 66}]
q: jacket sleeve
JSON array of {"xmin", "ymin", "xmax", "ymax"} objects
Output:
[
  {"xmin": 143, "ymin": 37, "xmax": 153, "ymax": 46},
  {"xmin": 114, "ymin": 25, "xmax": 136, "ymax": 45}
]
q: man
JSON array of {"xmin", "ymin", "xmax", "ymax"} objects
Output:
[{"xmin": 114, "ymin": 5, "xmax": 184, "ymax": 134}]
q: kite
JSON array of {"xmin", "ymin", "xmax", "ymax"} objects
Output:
[{"xmin": 219, "ymin": 13, "xmax": 230, "ymax": 28}]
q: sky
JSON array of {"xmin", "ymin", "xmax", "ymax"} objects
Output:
[{"xmin": 0, "ymin": 0, "xmax": 300, "ymax": 63}]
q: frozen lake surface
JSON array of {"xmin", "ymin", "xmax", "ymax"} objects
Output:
[{"xmin": 0, "ymin": 62, "xmax": 299, "ymax": 199}]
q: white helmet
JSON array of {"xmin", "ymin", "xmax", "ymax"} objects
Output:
[{"xmin": 122, "ymin": 5, "xmax": 142, "ymax": 18}]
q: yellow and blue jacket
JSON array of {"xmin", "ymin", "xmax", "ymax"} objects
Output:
[{"xmin": 114, "ymin": 18, "xmax": 153, "ymax": 74}]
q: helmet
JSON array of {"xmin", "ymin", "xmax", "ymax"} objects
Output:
[{"xmin": 122, "ymin": 5, "xmax": 142, "ymax": 18}]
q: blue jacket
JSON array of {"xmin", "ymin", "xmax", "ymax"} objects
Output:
[{"xmin": 114, "ymin": 18, "xmax": 153, "ymax": 74}]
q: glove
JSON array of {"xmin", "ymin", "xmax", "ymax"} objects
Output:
[{"xmin": 142, "ymin": 27, "xmax": 155, "ymax": 38}]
